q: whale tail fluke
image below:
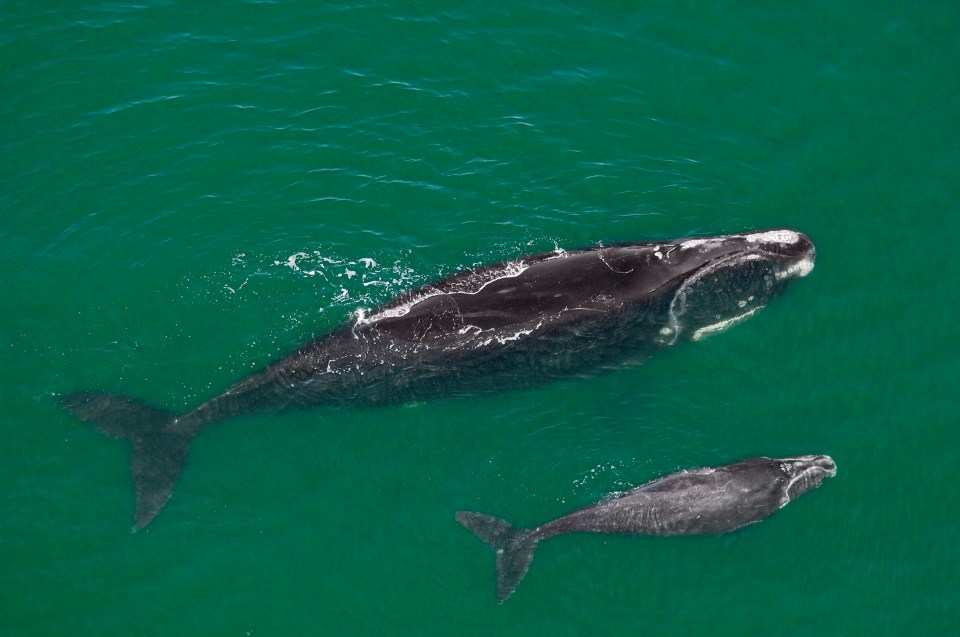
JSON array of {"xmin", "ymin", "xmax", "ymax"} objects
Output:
[
  {"xmin": 61, "ymin": 391, "xmax": 192, "ymax": 530},
  {"xmin": 456, "ymin": 510, "xmax": 538, "ymax": 603}
]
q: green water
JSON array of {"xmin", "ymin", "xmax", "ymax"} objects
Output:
[{"xmin": 3, "ymin": 1, "xmax": 958, "ymax": 635}]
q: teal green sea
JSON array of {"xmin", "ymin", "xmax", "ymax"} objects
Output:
[{"xmin": 3, "ymin": 2, "xmax": 958, "ymax": 635}]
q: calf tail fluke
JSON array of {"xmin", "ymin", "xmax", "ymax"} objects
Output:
[
  {"xmin": 456, "ymin": 511, "xmax": 538, "ymax": 602},
  {"xmin": 61, "ymin": 391, "xmax": 191, "ymax": 529}
]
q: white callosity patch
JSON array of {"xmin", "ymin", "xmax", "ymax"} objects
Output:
[
  {"xmin": 775, "ymin": 255, "xmax": 815, "ymax": 280},
  {"xmin": 681, "ymin": 229, "xmax": 804, "ymax": 256},
  {"xmin": 743, "ymin": 229, "xmax": 802, "ymax": 245}
]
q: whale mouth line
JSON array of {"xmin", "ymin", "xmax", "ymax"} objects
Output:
[
  {"xmin": 690, "ymin": 306, "xmax": 762, "ymax": 341},
  {"xmin": 662, "ymin": 250, "xmax": 766, "ymax": 344},
  {"xmin": 778, "ymin": 455, "xmax": 836, "ymax": 506}
]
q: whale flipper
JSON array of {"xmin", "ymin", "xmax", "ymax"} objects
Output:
[
  {"xmin": 456, "ymin": 511, "xmax": 538, "ymax": 603},
  {"xmin": 62, "ymin": 392, "xmax": 190, "ymax": 529}
]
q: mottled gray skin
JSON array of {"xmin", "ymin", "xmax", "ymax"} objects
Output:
[
  {"xmin": 534, "ymin": 455, "xmax": 835, "ymax": 538},
  {"xmin": 62, "ymin": 229, "xmax": 815, "ymax": 529},
  {"xmin": 457, "ymin": 455, "xmax": 836, "ymax": 602}
]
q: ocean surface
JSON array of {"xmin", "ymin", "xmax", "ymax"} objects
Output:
[{"xmin": 2, "ymin": 2, "xmax": 958, "ymax": 635}]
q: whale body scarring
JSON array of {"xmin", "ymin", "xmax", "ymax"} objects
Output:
[
  {"xmin": 62, "ymin": 229, "xmax": 816, "ymax": 528},
  {"xmin": 457, "ymin": 455, "xmax": 837, "ymax": 602}
]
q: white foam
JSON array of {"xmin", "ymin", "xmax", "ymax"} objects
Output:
[{"xmin": 278, "ymin": 252, "xmax": 309, "ymax": 270}]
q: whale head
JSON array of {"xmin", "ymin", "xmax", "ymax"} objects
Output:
[
  {"xmin": 776, "ymin": 454, "xmax": 836, "ymax": 506},
  {"xmin": 655, "ymin": 229, "xmax": 816, "ymax": 343}
]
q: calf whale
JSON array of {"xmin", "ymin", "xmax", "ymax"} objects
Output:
[
  {"xmin": 62, "ymin": 229, "xmax": 815, "ymax": 528},
  {"xmin": 457, "ymin": 454, "xmax": 836, "ymax": 602}
]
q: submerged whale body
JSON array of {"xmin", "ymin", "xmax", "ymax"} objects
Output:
[
  {"xmin": 63, "ymin": 229, "xmax": 816, "ymax": 528},
  {"xmin": 457, "ymin": 454, "xmax": 837, "ymax": 602}
]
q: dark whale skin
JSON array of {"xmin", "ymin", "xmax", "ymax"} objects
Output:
[{"xmin": 62, "ymin": 229, "xmax": 816, "ymax": 528}]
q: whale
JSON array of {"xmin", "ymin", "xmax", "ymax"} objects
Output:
[
  {"xmin": 457, "ymin": 454, "xmax": 836, "ymax": 602},
  {"xmin": 62, "ymin": 229, "xmax": 815, "ymax": 528}
]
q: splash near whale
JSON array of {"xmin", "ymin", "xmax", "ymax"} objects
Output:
[
  {"xmin": 62, "ymin": 229, "xmax": 815, "ymax": 528},
  {"xmin": 457, "ymin": 455, "xmax": 837, "ymax": 602}
]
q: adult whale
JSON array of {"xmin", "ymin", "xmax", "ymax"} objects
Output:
[
  {"xmin": 457, "ymin": 454, "xmax": 837, "ymax": 602},
  {"xmin": 62, "ymin": 229, "xmax": 815, "ymax": 528}
]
